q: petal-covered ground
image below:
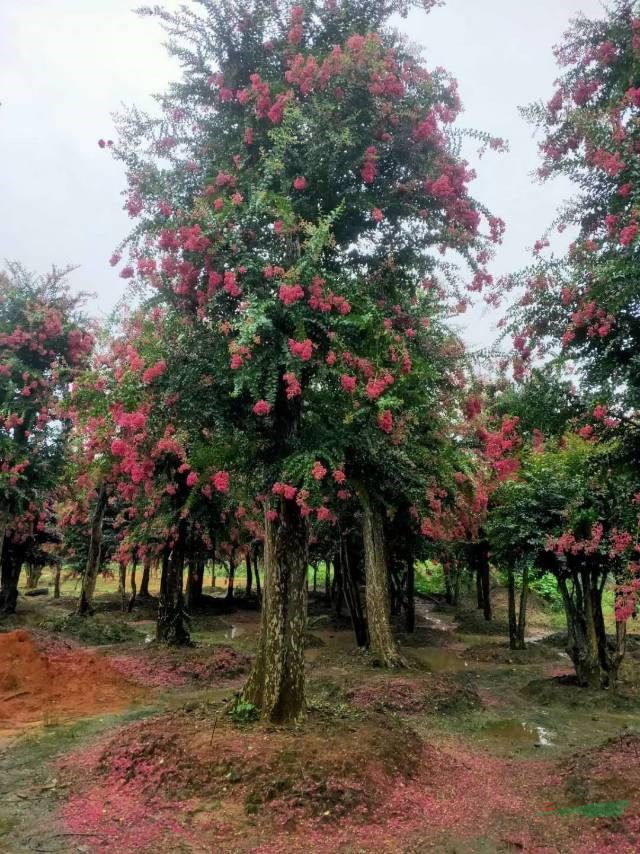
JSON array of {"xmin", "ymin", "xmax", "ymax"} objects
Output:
[{"xmin": 1, "ymin": 589, "xmax": 640, "ymax": 853}]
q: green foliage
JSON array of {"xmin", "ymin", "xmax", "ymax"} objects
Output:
[
  {"xmin": 39, "ymin": 614, "xmax": 139, "ymax": 645},
  {"xmin": 228, "ymin": 696, "xmax": 260, "ymax": 725}
]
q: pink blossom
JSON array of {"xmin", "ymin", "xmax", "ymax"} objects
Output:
[
  {"xmin": 288, "ymin": 338, "xmax": 313, "ymax": 361},
  {"xmin": 211, "ymin": 470, "xmax": 229, "ymax": 493},
  {"xmin": 253, "ymin": 400, "xmax": 272, "ymax": 416},
  {"xmin": 311, "ymin": 461, "xmax": 327, "ymax": 480}
]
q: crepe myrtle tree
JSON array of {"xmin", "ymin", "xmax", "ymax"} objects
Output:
[
  {"xmin": 103, "ymin": 0, "xmax": 504, "ymax": 720},
  {"xmin": 0, "ymin": 264, "xmax": 93, "ymax": 613},
  {"xmin": 505, "ymin": 2, "xmax": 640, "ymax": 413},
  {"xmin": 488, "ymin": 434, "xmax": 639, "ymax": 688}
]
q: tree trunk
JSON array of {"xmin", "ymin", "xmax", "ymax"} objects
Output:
[
  {"xmin": 252, "ymin": 550, "xmax": 261, "ymax": 601},
  {"xmin": 516, "ymin": 563, "xmax": 529, "ymax": 649},
  {"xmin": 118, "ymin": 562, "xmax": 127, "ymax": 612},
  {"xmin": 157, "ymin": 527, "xmax": 190, "ymax": 646},
  {"xmin": 77, "ymin": 482, "xmax": 108, "ymax": 616},
  {"xmin": 324, "ymin": 557, "xmax": 331, "ymax": 603},
  {"xmin": 558, "ymin": 573, "xmax": 601, "ymax": 687},
  {"xmin": 186, "ymin": 557, "xmax": 205, "ymax": 610},
  {"xmin": 243, "ymin": 502, "xmax": 308, "ymax": 723},
  {"xmin": 507, "ymin": 566, "xmax": 517, "ymax": 648},
  {"xmin": 139, "ymin": 556, "xmax": 151, "ymax": 599},
  {"xmin": 25, "ymin": 563, "xmax": 42, "ymax": 590},
  {"xmin": 332, "ymin": 552, "xmax": 344, "ymax": 619},
  {"xmin": 245, "ymin": 552, "xmax": 253, "ymax": 596},
  {"xmin": 0, "ymin": 509, "xmax": 8, "ymax": 573},
  {"xmin": 226, "ymin": 556, "xmax": 235, "ymax": 601},
  {"xmin": 360, "ymin": 491, "xmax": 404, "ymax": 668},
  {"xmin": 0, "ymin": 544, "xmax": 22, "ymax": 615},
  {"xmin": 507, "ymin": 564, "xmax": 528, "ymax": 650},
  {"xmin": 479, "ymin": 544, "xmax": 492, "ymax": 621},
  {"xmin": 340, "ymin": 538, "xmax": 369, "ymax": 648},
  {"xmin": 476, "ymin": 563, "xmax": 484, "ymax": 610},
  {"xmin": 312, "ymin": 563, "xmax": 317, "ymax": 593},
  {"xmin": 610, "ymin": 619, "xmax": 627, "ymax": 687},
  {"xmin": 405, "ymin": 554, "xmax": 415, "ymax": 633},
  {"xmin": 53, "ymin": 564, "xmax": 61, "ymax": 599},
  {"xmin": 128, "ymin": 561, "xmax": 138, "ymax": 612}
]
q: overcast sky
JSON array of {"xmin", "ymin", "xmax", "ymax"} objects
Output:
[{"xmin": 0, "ymin": 0, "xmax": 605, "ymax": 348}]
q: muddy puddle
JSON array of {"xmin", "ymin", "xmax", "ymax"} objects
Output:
[{"xmin": 479, "ymin": 719, "xmax": 556, "ymax": 748}]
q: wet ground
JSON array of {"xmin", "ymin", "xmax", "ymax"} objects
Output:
[{"xmin": 0, "ymin": 584, "xmax": 639, "ymax": 852}]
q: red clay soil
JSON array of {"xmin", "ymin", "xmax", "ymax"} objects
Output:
[{"xmin": 0, "ymin": 629, "xmax": 144, "ymax": 727}]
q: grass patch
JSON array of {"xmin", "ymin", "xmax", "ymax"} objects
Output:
[{"xmin": 38, "ymin": 614, "xmax": 140, "ymax": 645}]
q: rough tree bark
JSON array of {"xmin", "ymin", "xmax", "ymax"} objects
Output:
[
  {"xmin": 360, "ymin": 490, "xmax": 405, "ymax": 667},
  {"xmin": 243, "ymin": 502, "xmax": 308, "ymax": 723},
  {"xmin": 157, "ymin": 523, "xmax": 190, "ymax": 646},
  {"xmin": 53, "ymin": 565, "xmax": 61, "ymax": 599},
  {"xmin": 77, "ymin": 482, "xmax": 108, "ymax": 616}
]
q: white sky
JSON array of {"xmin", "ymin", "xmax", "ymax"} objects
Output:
[{"xmin": 0, "ymin": 0, "xmax": 605, "ymax": 348}]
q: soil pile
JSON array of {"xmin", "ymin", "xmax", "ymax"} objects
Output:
[{"xmin": 0, "ymin": 629, "xmax": 144, "ymax": 727}]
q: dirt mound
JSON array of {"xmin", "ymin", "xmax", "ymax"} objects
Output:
[
  {"xmin": 347, "ymin": 674, "xmax": 480, "ymax": 715},
  {"xmin": 0, "ymin": 629, "xmax": 144, "ymax": 726},
  {"xmin": 55, "ymin": 708, "xmax": 423, "ymax": 852},
  {"xmin": 107, "ymin": 645, "xmax": 251, "ymax": 688}
]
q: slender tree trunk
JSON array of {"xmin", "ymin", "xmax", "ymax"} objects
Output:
[
  {"xmin": 324, "ymin": 557, "xmax": 331, "ymax": 603},
  {"xmin": 476, "ymin": 563, "xmax": 484, "ymax": 610},
  {"xmin": 139, "ymin": 556, "xmax": 151, "ymax": 599},
  {"xmin": 340, "ymin": 538, "xmax": 369, "ymax": 648},
  {"xmin": 243, "ymin": 502, "xmax": 308, "ymax": 723},
  {"xmin": 516, "ymin": 563, "xmax": 529, "ymax": 649},
  {"xmin": 25, "ymin": 564, "xmax": 42, "ymax": 590},
  {"xmin": 0, "ymin": 546, "xmax": 22, "ymax": 615},
  {"xmin": 610, "ymin": 620, "xmax": 627, "ymax": 687},
  {"xmin": 128, "ymin": 560, "xmax": 138, "ymax": 612},
  {"xmin": 312, "ymin": 563, "xmax": 317, "ymax": 593},
  {"xmin": 245, "ymin": 552, "xmax": 253, "ymax": 596},
  {"xmin": 157, "ymin": 526, "xmax": 190, "ymax": 646},
  {"xmin": 77, "ymin": 482, "xmax": 108, "ymax": 616},
  {"xmin": 252, "ymin": 550, "xmax": 261, "ymax": 601},
  {"xmin": 226, "ymin": 556, "xmax": 235, "ymax": 601},
  {"xmin": 117, "ymin": 561, "xmax": 126, "ymax": 612},
  {"xmin": 507, "ymin": 566, "xmax": 517, "ymax": 648},
  {"xmin": 445, "ymin": 562, "xmax": 454, "ymax": 605},
  {"xmin": 405, "ymin": 554, "xmax": 415, "ymax": 633},
  {"xmin": 0, "ymin": 509, "xmax": 8, "ymax": 573},
  {"xmin": 360, "ymin": 491, "xmax": 404, "ymax": 667},
  {"xmin": 479, "ymin": 544, "xmax": 492, "ymax": 621},
  {"xmin": 186, "ymin": 557, "xmax": 204, "ymax": 610},
  {"xmin": 453, "ymin": 560, "xmax": 462, "ymax": 606},
  {"xmin": 53, "ymin": 564, "xmax": 61, "ymax": 599},
  {"xmin": 332, "ymin": 552, "xmax": 344, "ymax": 618}
]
